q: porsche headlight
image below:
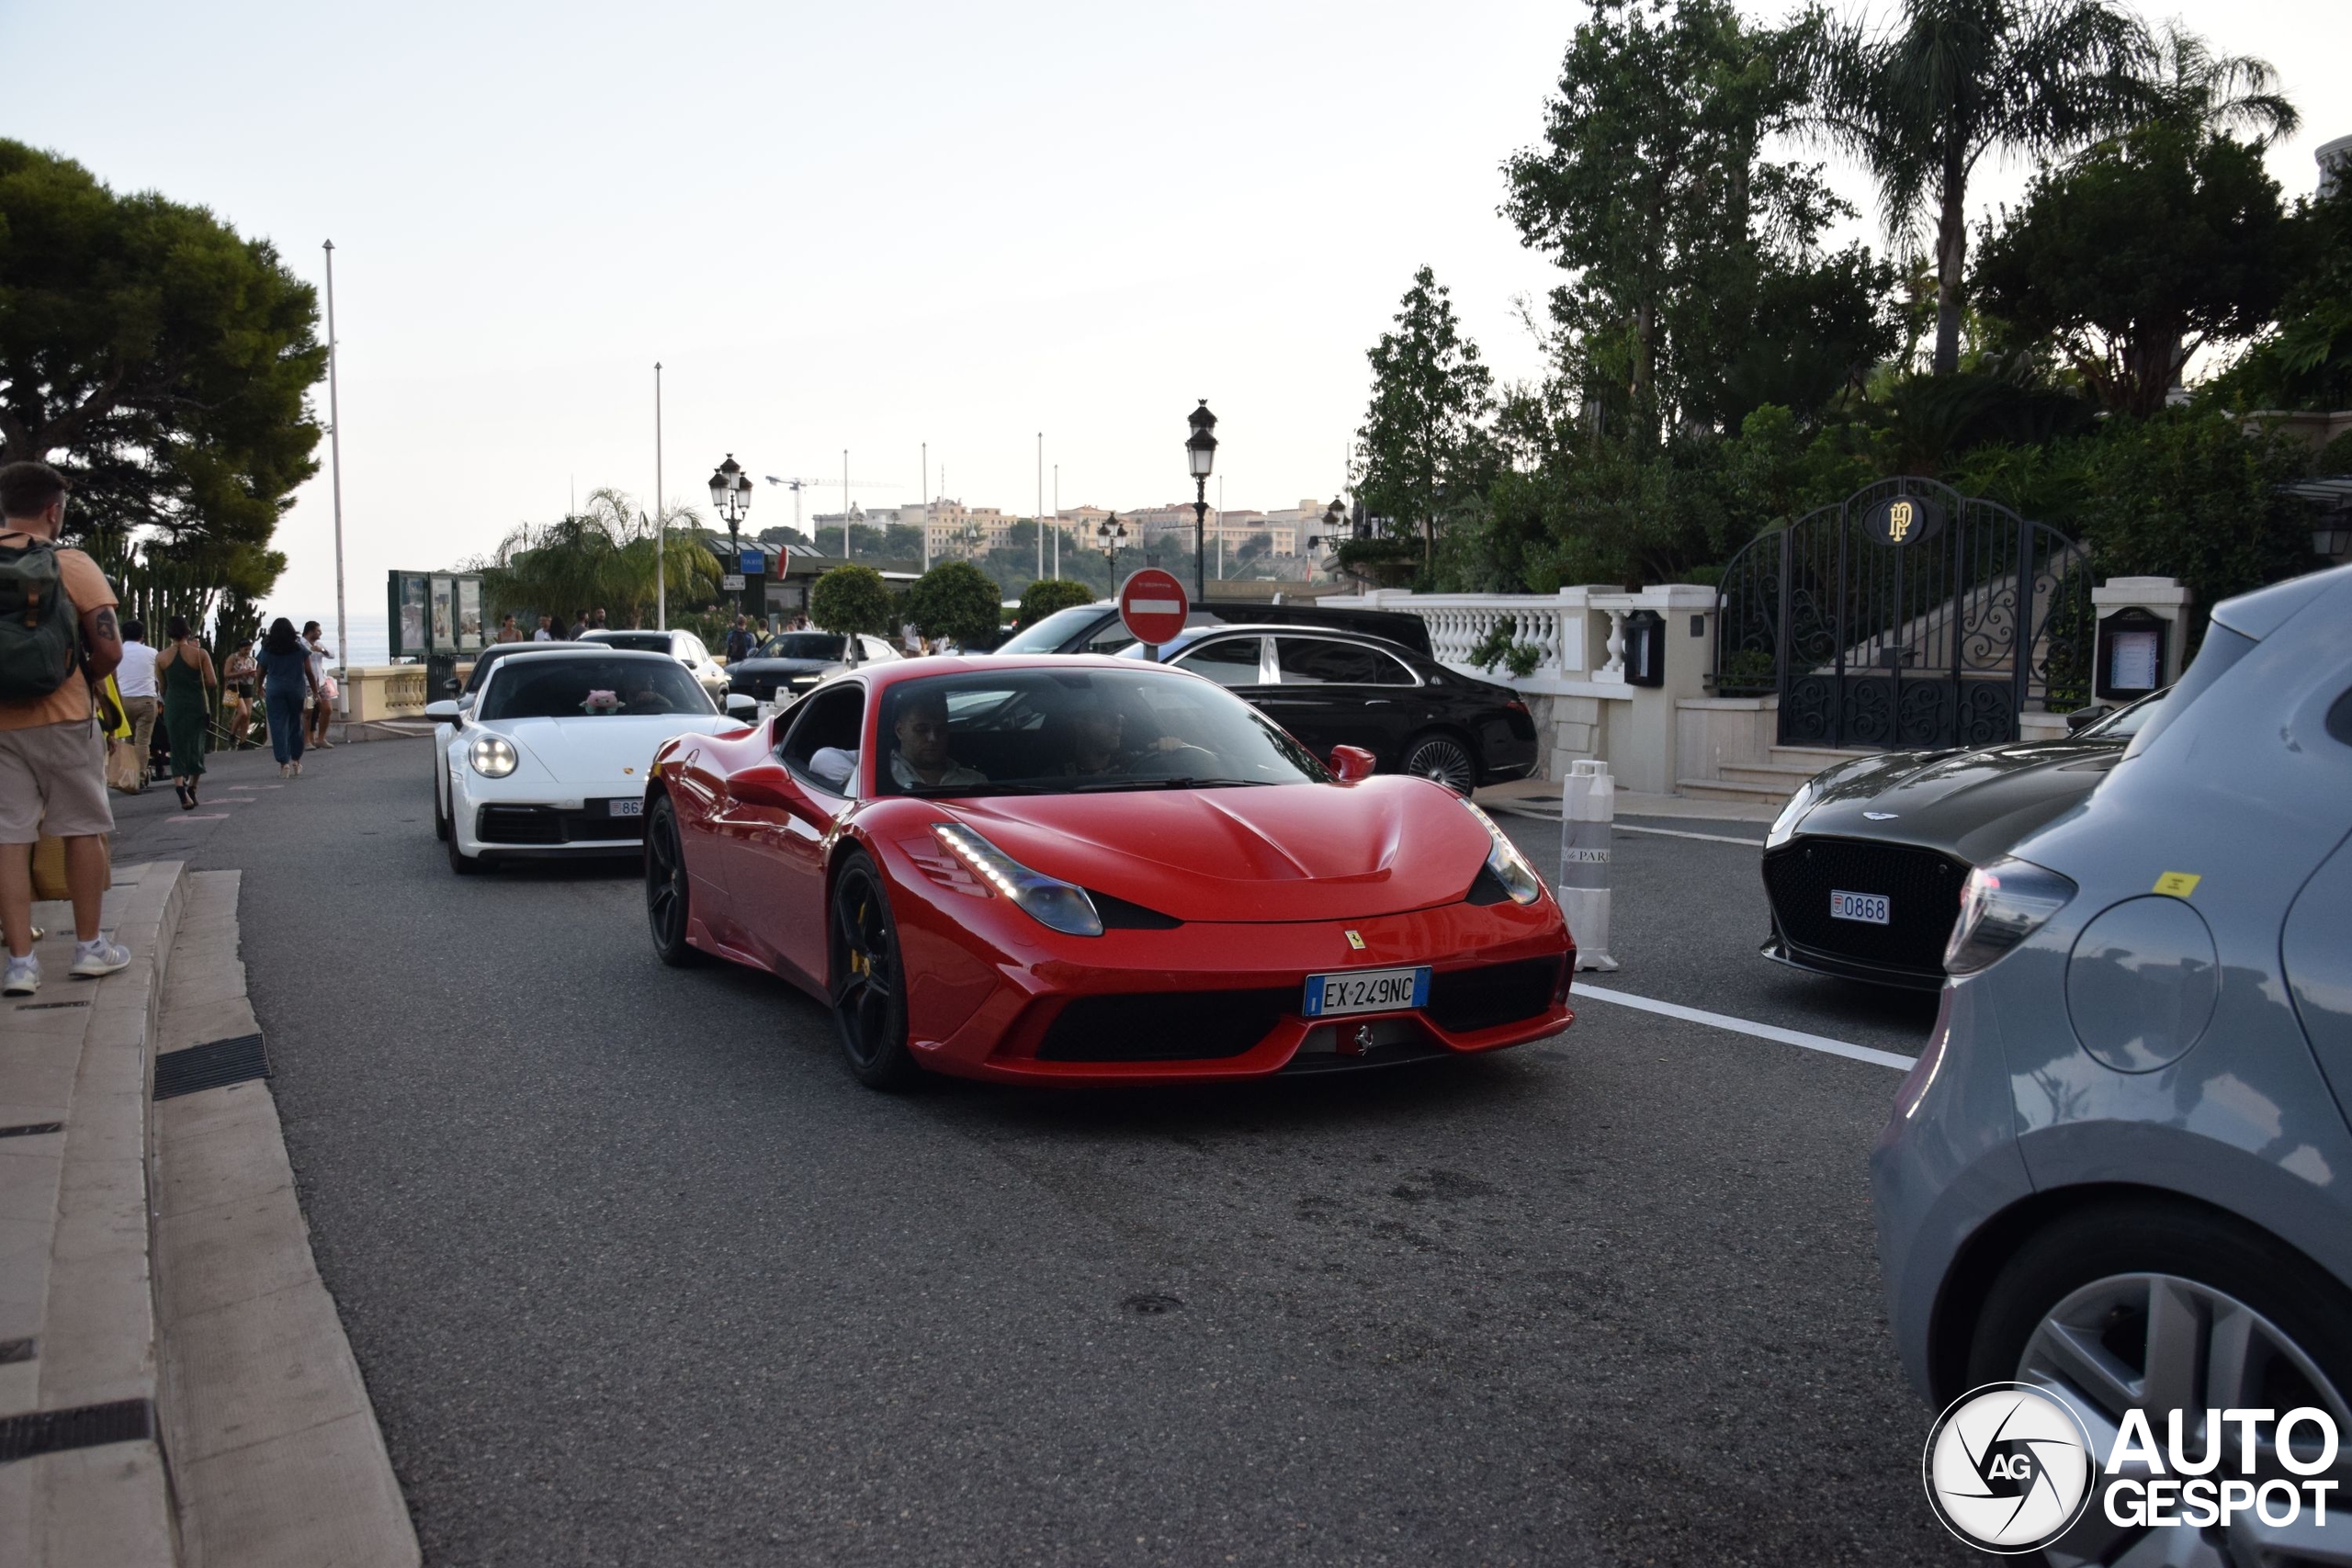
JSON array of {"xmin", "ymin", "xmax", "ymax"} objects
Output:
[
  {"xmin": 1461, "ymin": 800, "xmax": 1544, "ymax": 905},
  {"xmin": 931, "ymin": 822, "xmax": 1103, "ymax": 937},
  {"xmin": 1766, "ymin": 779, "xmax": 1821, "ymax": 849},
  {"xmin": 468, "ymin": 735, "xmax": 518, "ymax": 778}
]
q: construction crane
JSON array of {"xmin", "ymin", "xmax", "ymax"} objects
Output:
[{"xmin": 763, "ymin": 473, "xmax": 906, "ymax": 557}]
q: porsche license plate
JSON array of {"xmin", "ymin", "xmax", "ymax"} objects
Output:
[
  {"xmin": 605, "ymin": 797, "xmax": 644, "ymax": 818},
  {"xmin": 1829, "ymin": 889, "xmax": 1889, "ymax": 925},
  {"xmin": 1303, "ymin": 965, "xmax": 1430, "ymax": 1019}
]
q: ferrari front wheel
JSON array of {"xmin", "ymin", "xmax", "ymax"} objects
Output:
[
  {"xmin": 645, "ymin": 794, "xmax": 703, "ymax": 967},
  {"xmin": 830, "ymin": 852, "xmax": 922, "ymax": 1091}
]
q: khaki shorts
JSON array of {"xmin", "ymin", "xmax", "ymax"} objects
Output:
[{"xmin": 0, "ymin": 718, "xmax": 115, "ymax": 843}]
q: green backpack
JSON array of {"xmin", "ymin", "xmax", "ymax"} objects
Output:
[{"xmin": 0, "ymin": 536, "xmax": 80, "ymax": 704}]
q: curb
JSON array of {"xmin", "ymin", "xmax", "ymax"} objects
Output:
[{"xmin": 1, "ymin": 858, "xmax": 189, "ymax": 1566}]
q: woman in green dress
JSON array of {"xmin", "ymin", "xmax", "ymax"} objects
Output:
[{"xmin": 154, "ymin": 615, "xmax": 218, "ymax": 811}]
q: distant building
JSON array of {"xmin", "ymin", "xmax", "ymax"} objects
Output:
[{"xmin": 2321, "ymin": 132, "xmax": 2352, "ymax": 200}]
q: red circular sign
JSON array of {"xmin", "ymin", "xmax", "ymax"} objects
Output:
[{"xmin": 1117, "ymin": 568, "xmax": 1190, "ymax": 647}]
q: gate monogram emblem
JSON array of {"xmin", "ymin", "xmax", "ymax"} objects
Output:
[{"xmin": 1886, "ymin": 500, "xmax": 1916, "ymax": 542}]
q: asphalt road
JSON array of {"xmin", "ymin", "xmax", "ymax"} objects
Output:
[{"xmin": 153, "ymin": 738, "xmax": 1969, "ymax": 1567}]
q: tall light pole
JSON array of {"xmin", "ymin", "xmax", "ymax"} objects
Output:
[
  {"xmin": 653, "ymin": 362, "xmax": 666, "ymax": 629},
  {"xmin": 842, "ymin": 448, "xmax": 851, "ymax": 558},
  {"xmin": 1052, "ymin": 463, "xmax": 1059, "ymax": 580},
  {"xmin": 921, "ymin": 441, "xmax": 930, "ymax": 571},
  {"xmin": 707, "ymin": 454, "xmax": 751, "ymax": 622},
  {"xmin": 1035, "ymin": 431, "xmax": 1044, "ymax": 583},
  {"xmin": 1184, "ymin": 400, "xmax": 1218, "ymax": 604},
  {"xmin": 322, "ymin": 241, "xmax": 346, "ymax": 697}
]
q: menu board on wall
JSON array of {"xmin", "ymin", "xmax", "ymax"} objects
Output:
[
  {"xmin": 457, "ymin": 579, "xmax": 484, "ymax": 651},
  {"xmin": 390, "ymin": 573, "xmax": 428, "ymax": 660},
  {"xmin": 430, "ymin": 576, "xmax": 455, "ymax": 650}
]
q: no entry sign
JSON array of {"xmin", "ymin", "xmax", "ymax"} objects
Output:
[{"xmin": 1117, "ymin": 568, "xmax": 1189, "ymax": 648}]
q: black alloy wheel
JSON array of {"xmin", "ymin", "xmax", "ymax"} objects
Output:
[
  {"xmin": 1403, "ymin": 731, "xmax": 1477, "ymax": 795},
  {"xmin": 644, "ymin": 794, "xmax": 703, "ymax": 966},
  {"xmin": 830, "ymin": 852, "xmax": 922, "ymax": 1090}
]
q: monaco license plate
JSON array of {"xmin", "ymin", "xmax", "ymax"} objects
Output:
[
  {"xmin": 1829, "ymin": 888, "xmax": 1889, "ymax": 925},
  {"xmin": 1303, "ymin": 965, "xmax": 1430, "ymax": 1019},
  {"xmin": 605, "ymin": 797, "xmax": 644, "ymax": 818}
]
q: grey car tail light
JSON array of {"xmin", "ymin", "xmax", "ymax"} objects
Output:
[{"xmin": 1944, "ymin": 856, "xmax": 2076, "ymax": 976}]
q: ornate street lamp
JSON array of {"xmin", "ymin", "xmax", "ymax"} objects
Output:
[
  {"xmin": 1184, "ymin": 400, "xmax": 1217, "ymax": 603},
  {"xmin": 1306, "ymin": 497, "xmax": 1346, "ymax": 578},
  {"xmin": 708, "ymin": 454, "xmax": 752, "ymax": 617},
  {"xmin": 1095, "ymin": 512, "xmax": 1127, "ymax": 577}
]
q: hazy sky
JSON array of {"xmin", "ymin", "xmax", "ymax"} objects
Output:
[{"xmin": 4, "ymin": 0, "xmax": 2346, "ymax": 645}]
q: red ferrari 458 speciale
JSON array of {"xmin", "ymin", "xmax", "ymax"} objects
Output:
[{"xmin": 641, "ymin": 655, "xmax": 1575, "ymax": 1088}]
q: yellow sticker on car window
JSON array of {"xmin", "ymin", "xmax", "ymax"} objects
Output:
[{"xmin": 2153, "ymin": 872, "xmax": 2201, "ymax": 897}]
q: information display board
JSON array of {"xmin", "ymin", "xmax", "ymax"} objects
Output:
[{"xmin": 387, "ymin": 570, "xmax": 488, "ymax": 660}]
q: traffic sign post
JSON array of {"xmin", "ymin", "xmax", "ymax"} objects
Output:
[{"xmin": 1118, "ymin": 568, "xmax": 1189, "ymax": 657}]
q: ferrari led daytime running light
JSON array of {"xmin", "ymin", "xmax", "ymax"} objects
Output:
[
  {"xmin": 469, "ymin": 735, "xmax": 518, "ymax": 778},
  {"xmin": 931, "ymin": 822, "xmax": 1103, "ymax": 938},
  {"xmin": 1460, "ymin": 800, "xmax": 1544, "ymax": 906}
]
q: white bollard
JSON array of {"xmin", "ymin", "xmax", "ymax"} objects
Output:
[{"xmin": 1559, "ymin": 759, "xmax": 1618, "ymax": 971}]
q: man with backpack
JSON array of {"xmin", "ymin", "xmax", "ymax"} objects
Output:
[{"xmin": 1, "ymin": 461, "xmax": 129, "ymax": 997}]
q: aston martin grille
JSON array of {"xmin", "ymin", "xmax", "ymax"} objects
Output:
[{"xmin": 1762, "ymin": 838, "xmax": 1966, "ymax": 975}]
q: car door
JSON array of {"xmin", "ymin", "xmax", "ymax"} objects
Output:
[
  {"xmin": 719, "ymin": 681, "xmax": 866, "ymax": 988},
  {"xmin": 1265, "ymin": 636, "xmax": 1417, "ymax": 764}
]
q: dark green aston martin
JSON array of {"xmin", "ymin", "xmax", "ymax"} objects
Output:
[{"xmin": 1758, "ymin": 690, "xmax": 2167, "ymax": 988}]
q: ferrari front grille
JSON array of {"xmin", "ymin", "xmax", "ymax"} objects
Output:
[
  {"xmin": 1036, "ymin": 988, "xmax": 1295, "ymax": 1062},
  {"xmin": 1424, "ymin": 957, "xmax": 1562, "ymax": 1033},
  {"xmin": 1762, "ymin": 838, "xmax": 1966, "ymax": 974}
]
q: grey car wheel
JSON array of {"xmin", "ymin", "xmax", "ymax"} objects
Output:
[
  {"xmin": 1971, "ymin": 1205, "xmax": 2352, "ymax": 1568},
  {"xmin": 1403, "ymin": 733, "xmax": 1476, "ymax": 795}
]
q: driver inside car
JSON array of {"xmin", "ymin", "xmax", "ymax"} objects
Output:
[{"xmin": 889, "ymin": 690, "xmax": 987, "ymax": 788}]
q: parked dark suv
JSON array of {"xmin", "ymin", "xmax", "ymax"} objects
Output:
[{"xmin": 1121, "ymin": 624, "xmax": 1536, "ymax": 794}]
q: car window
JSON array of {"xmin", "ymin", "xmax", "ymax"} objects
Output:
[
  {"xmin": 1083, "ymin": 620, "xmax": 1137, "ymax": 655},
  {"xmin": 479, "ymin": 658, "xmax": 713, "ymax": 720},
  {"xmin": 873, "ymin": 666, "xmax": 1326, "ymax": 796},
  {"xmin": 681, "ymin": 636, "xmax": 707, "ymax": 663},
  {"xmin": 1275, "ymin": 636, "xmax": 1412, "ymax": 686},
  {"xmin": 758, "ymin": 633, "xmax": 847, "ymax": 660},
  {"xmin": 779, "ymin": 682, "xmax": 865, "ymax": 793},
  {"xmin": 586, "ymin": 632, "xmax": 673, "ymax": 653},
  {"xmin": 1172, "ymin": 637, "xmax": 1263, "ymax": 688},
  {"xmin": 994, "ymin": 605, "xmax": 1108, "ymax": 655},
  {"xmin": 2123, "ymin": 626, "xmax": 2257, "ymax": 761},
  {"xmin": 859, "ymin": 636, "xmax": 896, "ymax": 662},
  {"xmin": 2078, "ymin": 687, "xmax": 2167, "ymax": 739}
]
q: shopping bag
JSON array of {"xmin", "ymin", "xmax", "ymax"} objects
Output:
[
  {"xmin": 29, "ymin": 833, "xmax": 109, "ymax": 903},
  {"xmin": 107, "ymin": 739, "xmax": 144, "ymax": 793}
]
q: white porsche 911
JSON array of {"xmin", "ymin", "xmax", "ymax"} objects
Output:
[{"xmin": 424, "ymin": 647, "xmax": 755, "ymax": 875}]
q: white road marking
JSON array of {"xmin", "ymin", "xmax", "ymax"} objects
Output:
[{"xmin": 1569, "ymin": 982, "xmax": 1917, "ymax": 1070}]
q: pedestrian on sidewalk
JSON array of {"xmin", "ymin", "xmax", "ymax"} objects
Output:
[
  {"xmin": 725, "ymin": 614, "xmax": 753, "ymax": 663},
  {"xmin": 569, "ymin": 607, "xmax": 590, "ymax": 640},
  {"xmin": 153, "ymin": 615, "xmax": 217, "ymax": 810},
  {"xmin": 302, "ymin": 621, "xmax": 336, "ymax": 750},
  {"xmin": 223, "ymin": 640, "xmax": 258, "ymax": 748},
  {"xmin": 0, "ymin": 460, "xmax": 130, "ymax": 998},
  {"xmin": 495, "ymin": 613, "xmax": 523, "ymax": 643},
  {"xmin": 115, "ymin": 619, "xmax": 159, "ymax": 793},
  {"xmin": 533, "ymin": 614, "xmax": 554, "ymax": 641},
  {"xmin": 258, "ymin": 617, "xmax": 322, "ymax": 777}
]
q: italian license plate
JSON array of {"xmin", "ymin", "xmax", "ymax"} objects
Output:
[
  {"xmin": 605, "ymin": 797, "xmax": 644, "ymax": 818},
  {"xmin": 1303, "ymin": 965, "xmax": 1430, "ymax": 1019},
  {"xmin": 1829, "ymin": 889, "xmax": 1889, "ymax": 925}
]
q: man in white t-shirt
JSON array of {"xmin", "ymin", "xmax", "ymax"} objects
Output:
[{"xmin": 114, "ymin": 620, "xmax": 160, "ymax": 793}]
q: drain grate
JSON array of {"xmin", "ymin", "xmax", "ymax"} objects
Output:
[
  {"xmin": 0, "ymin": 1398, "xmax": 153, "ymax": 1463},
  {"xmin": 12, "ymin": 1000, "xmax": 89, "ymax": 1011},
  {"xmin": 153, "ymin": 1033, "xmax": 269, "ymax": 1100},
  {"xmin": 0, "ymin": 1338, "xmax": 32, "ymax": 1365},
  {"xmin": 0, "ymin": 1122, "xmax": 63, "ymax": 1139}
]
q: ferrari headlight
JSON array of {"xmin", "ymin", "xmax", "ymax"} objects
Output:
[
  {"xmin": 931, "ymin": 822, "xmax": 1103, "ymax": 937},
  {"xmin": 1944, "ymin": 855, "xmax": 2075, "ymax": 977},
  {"xmin": 1461, "ymin": 800, "xmax": 1544, "ymax": 905},
  {"xmin": 468, "ymin": 735, "xmax": 518, "ymax": 778},
  {"xmin": 1766, "ymin": 779, "xmax": 1820, "ymax": 849}
]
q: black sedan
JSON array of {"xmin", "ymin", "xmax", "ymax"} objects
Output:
[
  {"xmin": 722, "ymin": 631, "xmax": 901, "ymax": 707},
  {"xmin": 994, "ymin": 600, "xmax": 1436, "ymax": 660},
  {"xmin": 1759, "ymin": 690, "xmax": 2166, "ymax": 988},
  {"xmin": 1119, "ymin": 623, "xmax": 1537, "ymax": 794}
]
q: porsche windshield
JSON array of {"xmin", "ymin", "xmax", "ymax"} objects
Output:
[
  {"xmin": 874, "ymin": 668, "xmax": 1329, "ymax": 795},
  {"xmin": 479, "ymin": 658, "xmax": 713, "ymax": 720}
]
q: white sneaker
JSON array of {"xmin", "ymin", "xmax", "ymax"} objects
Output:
[
  {"xmin": 69, "ymin": 938, "xmax": 130, "ymax": 979},
  {"xmin": 3, "ymin": 955, "xmax": 36, "ymax": 997}
]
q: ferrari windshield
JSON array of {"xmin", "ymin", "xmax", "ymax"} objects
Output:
[
  {"xmin": 874, "ymin": 667, "xmax": 1328, "ymax": 795},
  {"xmin": 755, "ymin": 633, "xmax": 847, "ymax": 660},
  {"xmin": 479, "ymin": 657, "xmax": 714, "ymax": 720}
]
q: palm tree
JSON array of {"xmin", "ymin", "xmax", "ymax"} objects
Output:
[
  {"xmin": 481, "ymin": 488, "xmax": 718, "ymax": 630},
  {"xmin": 2141, "ymin": 21, "xmax": 2297, "ymax": 146},
  {"xmin": 1805, "ymin": 0, "xmax": 2152, "ymax": 376}
]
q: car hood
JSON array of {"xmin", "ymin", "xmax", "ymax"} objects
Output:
[
  {"xmin": 728, "ymin": 658, "xmax": 841, "ymax": 679},
  {"xmin": 933, "ymin": 775, "xmax": 1491, "ymax": 923},
  {"xmin": 496, "ymin": 715, "xmax": 736, "ymax": 781},
  {"xmin": 1794, "ymin": 736, "xmax": 2127, "ymax": 864}
]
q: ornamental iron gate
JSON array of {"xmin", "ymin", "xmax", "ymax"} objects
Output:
[{"xmin": 1713, "ymin": 477, "xmax": 2092, "ymax": 750}]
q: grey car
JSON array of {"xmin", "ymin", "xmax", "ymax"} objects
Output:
[{"xmin": 1871, "ymin": 563, "xmax": 2352, "ymax": 1564}]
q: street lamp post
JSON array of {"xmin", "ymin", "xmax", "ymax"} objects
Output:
[
  {"xmin": 1306, "ymin": 496, "xmax": 1346, "ymax": 579},
  {"xmin": 708, "ymin": 454, "xmax": 752, "ymax": 622},
  {"xmin": 1094, "ymin": 513, "xmax": 1126, "ymax": 580},
  {"xmin": 1184, "ymin": 400, "xmax": 1217, "ymax": 604}
]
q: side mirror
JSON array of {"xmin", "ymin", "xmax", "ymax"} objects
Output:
[
  {"xmin": 2064, "ymin": 705, "xmax": 2111, "ymax": 733},
  {"xmin": 424, "ymin": 700, "xmax": 461, "ymax": 721},
  {"xmin": 443, "ymin": 677, "xmax": 462, "ymax": 696},
  {"xmin": 729, "ymin": 761, "xmax": 799, "ymax": 810},
  {"xmin": 1329, "ymin": 745, "xmax": 1376, "ymax": 784},
  {"xmin": 725, "ymin": 693, "xmax": 757, "ymax": 716}
]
